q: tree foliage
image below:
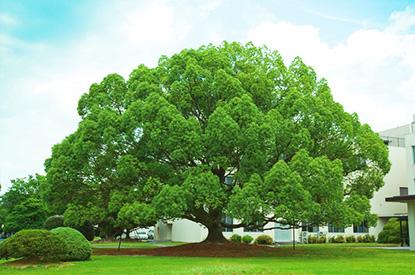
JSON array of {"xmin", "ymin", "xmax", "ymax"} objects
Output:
[
  {"xmin": 43, "ymin": 42, "xmax": 390, "ymax": 241},
  {"xmin": 0, "ymin": 175, "xmax": 48, "ymax": 234}
]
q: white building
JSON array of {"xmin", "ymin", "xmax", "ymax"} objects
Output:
[
  {"xmin": 154, "ymin": 121, "xmax": 411, "ymax": 244},
  {"xmin": 385, "ymin": 117, "xmax": 415, "ymax": 250}
]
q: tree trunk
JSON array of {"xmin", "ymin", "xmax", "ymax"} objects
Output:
[{"xmin": 203, "ymin": 223, "xmax": 228, "ymax": 243}]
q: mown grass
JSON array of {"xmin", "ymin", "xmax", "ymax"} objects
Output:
[{"xmin": 0, "ymin": 244, "xmax": 413, "ymax": 274}]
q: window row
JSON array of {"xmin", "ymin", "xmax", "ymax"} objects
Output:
[
  {"xmin": 303, "ymin": 222, "xmax": 369, "ymax": 233},
  {"xmin": 222, "ymin": 216, "xmax": 369, "ymax": 234}
]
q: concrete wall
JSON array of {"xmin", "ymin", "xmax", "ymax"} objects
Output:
[
  {"xmin": 222, "ymin": 220, "xmax": 275, "ymax": 241},
  {"xmin": 380, "ymin": 124, "xmax": 410, "ymax": 138},
  {"xmin": 154, "ymin": 221, "xmax": 172, "ymax": 241},
  {"xmin": 171, "ymin": 219, "xmax": 208, "ymax": 243},
  {"xmin": 372, "ymin": 146, "xmax": 408, "ymax": 217},
  {"xmin": 405, "ymin": 133, "xmax": 415, "ymax": 194}
]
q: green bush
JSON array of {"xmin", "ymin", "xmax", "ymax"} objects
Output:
[
  {"xmin": 255, "ymin": 234, "xmax": 273, "ymax": 245},
  {"xmin": 362, "ymin": 234, "xmax": 375, "ymax": 243},
  {"xmin": 43, "ymin": 215, "xmax": 64, "ymax": 230},
  {"xmin": 230, "ymin": 234, "xmax": 242, "ymax": 243},
  {"xmin": 378, "ymin": 218, "xmax": 401, "ymax": 243},
  {"xmin": 308, "ymin": 235, "xmax": 326, "ymax": 244},
  {"xmin": 332, "ymin": 235, "xmax": 345, "ymax": 243},
  {"xmin": 328, "ymin": 236, "xmax": 335, "ymax": 243},
  {"xmin": 0, "ymin": 229, "xmax": 67, "ymax": 261},
  {"xmin": 346, "ymin": 235, "xmax": 356, "ymax": 243},
  {"xmin": 308, "ymin": 235, "xmax": 317, "ymax": 244},
  {"xmin": 242, "ymin": 235, "xmax": 253, "ymax": 244},
  {"xmin": 51, "ymin": 227, "xmax": 92, "ymax": 261}
]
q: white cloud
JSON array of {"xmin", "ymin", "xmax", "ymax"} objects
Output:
[
  {"xmin": 387, "ymin": 5, "xmax": 415, "ymax": 33},
  {"xmin": 247, "ymin": 12, "xmax": 415, "ymax": 132},
  {"xmin": 199, "ymin": 0, "xmax": 224, "ymax": 17}
]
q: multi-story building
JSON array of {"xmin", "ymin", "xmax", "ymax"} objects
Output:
[
  {"xmin": 385, "ymin": 117, "xmax": 415, "ymax": 250},
  {"xmin": 154, "ymin": 120, "xmax": 411, "ymax": 244}
]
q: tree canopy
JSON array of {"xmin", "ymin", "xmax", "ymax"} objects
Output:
[
  {"xmin": 0, "ymin": 175, "xmax": 48, "ymax": 234},
  {"xmin": 43, "ymin": 42, "xmax": 390, "ymax": 241}
]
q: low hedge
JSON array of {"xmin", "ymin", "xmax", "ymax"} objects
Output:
[
  {"xmin": 0, "ymin": 229, "xmax": 67, "ymax": 261},
  {"xmin": 255, "ymin": 234, "xmax": 273, "ymax": 245},
  {"xmin": 328, "ymin": 235, "xmax": 345, "ymax": 243},
  {"xmin": 357, "ymin": 234, "xmax": 375, "ymax": 243},
  {"xmin": 308, "ymin": 235, "xmax": 327, "ymax": 243},
  {"xmin": 230, "ymin": 234, "xmax": 242, "ymax": 243},
  {"xmin": 242, "ymin": 235, "xmax": 254, "ymax": 244},
  {"xmin": 51, "ymin": 227, "xmax": 92, "ymax": 261},
  {"xmin": 346, "ymin": 235, "xmax": 356, "ymax": 243}
]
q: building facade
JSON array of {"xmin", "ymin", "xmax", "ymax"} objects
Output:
[{"xmin": 154, "ymin": 123, "xmax": 410, "ymax": 243}]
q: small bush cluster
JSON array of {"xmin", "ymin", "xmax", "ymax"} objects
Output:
[
  {"xmin": 328, "ymin": 234, "xmax": 375, "ymax": 243},
  {"xmin": 346, "ymin": 235, "xmax": 356, "ymax": 243},
  {"xmin": 255, "ymin": 234, "xmax": 273, "ymax": 245},
  {"xmin": 357, "ymin": 234, "xmax": 375, "ymax": 243},
  {"xmin": 0, "ymin": 227, "xmax": 92, "ymax": 262},
  {"xmin": 0, "ymin": 229, "xmax": 67, "ymax": 261},
  {"xmin": 230, "ymin": 234, "xmax": 242, "ymax": 243},
  {"xmin": 308, "ymin": 235, "xmax": 327, "ymax": 243},
  {"xmin": 328, "ymin": 235, "xmax": 345, "ymax": 243},
  {"xmin": 242, "ymin": 235, "xmax": 254, "ymax": 244},
  {"xmin": 378, "ymin": 218, "xmax": 401, "ymax": 243},
  {"xmin": 51, "ymin": 227, "xmax": 92, "ymax": 261},
  {"xmin": 43, "ymin": 215, "xmax": 64, "ymax": 230}
]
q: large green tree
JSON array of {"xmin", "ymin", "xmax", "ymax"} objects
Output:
[{"xmin": 44, "ymin": 42, "xmax": 390, "ymax": 241}]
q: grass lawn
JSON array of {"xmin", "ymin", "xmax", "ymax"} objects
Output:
[
  {"xmin": 91, "ymin": 241, "xmax": 185, "ymax": 249},
  {"xmin": 1, "ymin": 244, "xmax": 414, "ymax": 274}
]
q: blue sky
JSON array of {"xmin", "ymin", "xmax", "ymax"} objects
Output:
[{"xmin": 1, "ymin": 0, "xmax": 415, "ymax": 191}]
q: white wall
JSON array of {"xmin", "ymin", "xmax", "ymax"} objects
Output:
[
  {"xmin": 171, "ymin": 219, "xmax": 208, "ymax": 243},
  {"xmin": 372, "ymin": 146, "xmax": 408, "ymax": 217},
  {"xmin": 154, "ymin": 221, "xmax": 172, "ymax": 241}
]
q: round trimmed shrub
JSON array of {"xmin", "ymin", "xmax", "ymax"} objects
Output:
[
  {"xmin": 230, "ymin": 234, "xmax": 242, "ymax": 243},
  {"xmin": 0, "ymin": 229, "xmax": 67, "ymax": 261},
  {"xmin": 242, "ymin": 235, "xmax": 253, "ymax": 244},
  {"xmin": 255, "ymin": 234, "xmax": 273, "ymax": 245},
  {"xmin": 51, "ymin": 227, "xmax": 92, "ymax": 261},
  {"xmin": 43, "ymin": 215, "xmax": 64, "ymax": 230}
]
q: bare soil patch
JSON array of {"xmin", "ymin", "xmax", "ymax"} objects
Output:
[{"xmin": 93, "ymin": 242, "xmax": 304, "ymax": 257}]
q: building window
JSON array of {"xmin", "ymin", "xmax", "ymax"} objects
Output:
[
  {"xmin": 412, "ymin": 146, "xmax": 415, "ymax": 164},
  {"xmin": 301, "ymin": 225, "xmax": 319, "ymax": 233},
  {"xmin": 244, "ymin": 222, "xmax": 264, "ymax": 232},
  {"xmin": 225, "ymin": 176, "xmax": 233, "ymax": 185},
  {"xmin": 353, "ymin": 221, "xmax": 369, "ymax": 233},
  {"xmin": 400, "ymin": 187, "xmax": 409, "ymax": 196},
  {"xmin": 222, "ymin": 216, "xmax": 233, "ymax": 232},
  {"xmin": 328, "ymin": 224, "xmax": 345, "ymax": 233}
]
